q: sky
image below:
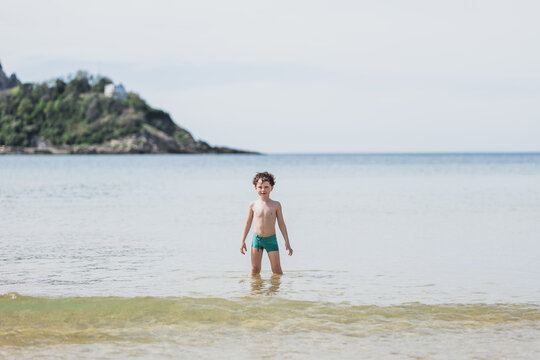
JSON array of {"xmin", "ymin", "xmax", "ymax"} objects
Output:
[{"xmin": 1, "ymin": 0, "xmax": 539, "ymax": 153}]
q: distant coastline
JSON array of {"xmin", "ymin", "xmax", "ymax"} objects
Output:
[
  {"xmin": 0, "ymin": 63, "xmax": 254, "ymax": 155},
  {"xmin": 0, "ymin": 140, "xmax": 252, "ymax": 155}
]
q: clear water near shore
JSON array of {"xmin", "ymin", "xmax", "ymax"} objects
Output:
[{"xmin": 1, "ymin": 153, "xmax": 539, "ymax": 359}]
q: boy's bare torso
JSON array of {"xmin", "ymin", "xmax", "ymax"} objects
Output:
[{"xmin": 251, "ymin": 199, "xmax": 279, "ymax": 237}]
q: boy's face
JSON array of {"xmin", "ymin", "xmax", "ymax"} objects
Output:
[{"xmin": 255, "ymin": 180, "xmax": 273, "ymax": 198}]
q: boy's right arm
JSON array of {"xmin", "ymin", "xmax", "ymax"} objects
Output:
[{"xmin": 240, "ymin": 203, "xmax": 254, "ymax": 254}]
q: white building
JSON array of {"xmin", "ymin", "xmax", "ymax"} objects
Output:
[{"xmin": 104, "ymin": 83, "xmax": 126, "ymax": 100}]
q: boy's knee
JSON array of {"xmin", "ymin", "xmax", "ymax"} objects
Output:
[
  {"xmin": 271, "ymin": 266, "xmax": 282, "ymax": 275},
  {"xmin": 251, "ymin": 266, "xmax": 261, "ymax": 275}
]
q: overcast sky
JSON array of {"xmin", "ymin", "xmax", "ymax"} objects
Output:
[{"xmin": 2, "ymin": 0, "xmax": 539, "ymax": 153}]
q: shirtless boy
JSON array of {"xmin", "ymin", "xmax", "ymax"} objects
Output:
[{"xmin": 240, "ymin": 172, "xmax": 293, "ymax": 275}]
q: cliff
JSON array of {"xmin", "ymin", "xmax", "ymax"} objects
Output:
[{"xmin": 0, "ymin": 67, "xmax": 250, "ymax": 154}]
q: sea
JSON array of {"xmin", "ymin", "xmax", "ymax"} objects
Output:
[{"xmin": 0, "ymin": 153, "xmax": 539, "ymax": 359}]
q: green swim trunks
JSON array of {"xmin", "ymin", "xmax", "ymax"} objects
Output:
[{"xmin": 252, "ymin": 234, "xmax": 279, "ymax": 253}]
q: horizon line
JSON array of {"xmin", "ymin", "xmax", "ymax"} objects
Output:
[
  {"xmin": 131, "ymin": 150, "xmax": 540, "ymax": 156},
  {"xmin": 257, "ymin": 151, "xmax": 540, "ymax": 156}
]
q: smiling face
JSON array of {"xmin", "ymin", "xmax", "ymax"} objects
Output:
[{"xmin": 255, "ymin": 179, "xmax": 273, "ymax": 199}]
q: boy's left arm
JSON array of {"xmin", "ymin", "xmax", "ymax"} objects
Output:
[{"xmin": 276, "ymin": 202, "xmax": 293, "ymax": 256}]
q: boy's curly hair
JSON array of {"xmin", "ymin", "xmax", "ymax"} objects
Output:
[{"xmin": 253, "ymin": 171, "xmax": 275, "ymax": 186}]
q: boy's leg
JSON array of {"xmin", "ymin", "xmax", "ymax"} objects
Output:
[
  {"xmin": 250, "ymin": 274, "xmax": 263, "ymax": 295},
  {"xmin": 267, "ymin": 251, "xmax": 283, "ymax": 275},
  {"xmin": 251, "ymin": 247, "xmax": 263, "ymax": 275}
]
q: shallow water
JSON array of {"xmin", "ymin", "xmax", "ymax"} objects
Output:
[
  {"xmin": 1, "ymin": 153, "xmax": 539, "ymax": 359},
  {"xmin": 1, "ymin": 293, "xmax": 539, "ymax": 359}
]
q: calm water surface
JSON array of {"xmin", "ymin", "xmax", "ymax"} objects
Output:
[{"xmin": 1, "ymin": 154, "xmax": 539, "ymax": 359}]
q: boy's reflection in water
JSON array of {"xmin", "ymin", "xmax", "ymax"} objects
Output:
[{"xmin": 251, "ymin": 274, "xmax": 281, "ymax": 295}]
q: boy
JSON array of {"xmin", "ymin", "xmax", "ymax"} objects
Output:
[{"xmin": 240, "ymin": 172, "xmax": 293, "ymax": 275}]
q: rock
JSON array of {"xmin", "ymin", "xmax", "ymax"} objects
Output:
[{"xmin": 0, "ymin": 134, "xmax": 249, "ymax": 155}]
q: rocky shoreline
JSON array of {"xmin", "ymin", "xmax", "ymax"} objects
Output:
[{"xmin": 0, "ymin": 132, "xmax": 252, "ymax": 155}]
